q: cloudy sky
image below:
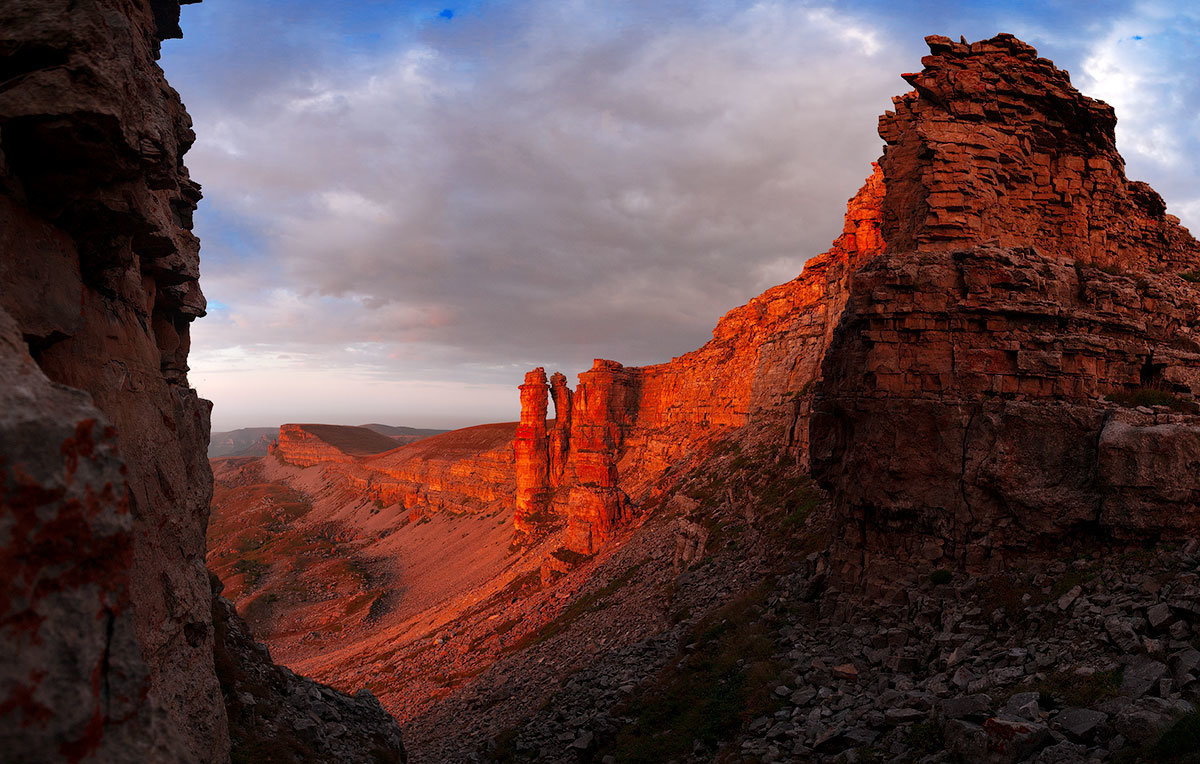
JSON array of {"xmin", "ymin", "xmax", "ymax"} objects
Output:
[{"xmin": 161, "ymin": 0, "xmax": 1200, "ymax": 431}]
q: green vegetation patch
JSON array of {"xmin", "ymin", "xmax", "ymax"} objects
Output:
[
  {"xmin": 599, "ymin": 581, "xmax": 783, "ymax": 763},
  {"xmin": 509, "ymin": 563, "xmax": 644, "ymax": 651},
  {"xmin": 997, "ymin": 667, "xmax": 1122, "ymax": 709},
  {"xmin": 1180, "ymin": 270, "xmax": 1200, "ymax": 283},
  {"xmin": 1107, "ymin": 388, "xmax": 1197, "ymax": 412}
]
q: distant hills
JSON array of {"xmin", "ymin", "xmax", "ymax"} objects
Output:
[{"xmin": 208, "ymin": 423, "xmax": 449, "ymax": 458}]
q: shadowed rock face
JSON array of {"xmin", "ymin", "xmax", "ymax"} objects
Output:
[
  {"xmin": 0, "ymin": 1, "xmax": 404, "ymax": 761},
  {"xmin": 0, "ymin": 0, "xmax": 222, "ymax": 758},
  {"xmin": 810, "ymin": 35, "xmax": 1200, "ymax": 576}
]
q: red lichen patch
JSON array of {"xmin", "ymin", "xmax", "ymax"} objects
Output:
[
  {"xmin": 0, "ymin": 671, "xmax": 54, "ymax": 729},
  {"xmin": 59, "ymin": 418, "xmax": 98, "ymax": 481},
  {"xmin": 58, "ymin": 707, "xmax": 104, "ymax": 763}
]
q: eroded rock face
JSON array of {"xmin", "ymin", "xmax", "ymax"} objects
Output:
[
  {"xmin": 517, "ymin": 33, "xmax": 1200, "ymax": 563},
  {"xmin": 0, "ymin": 0, "xmax": 224, "ymax": 758},
  {"xmin": 879, "ymin": 33, "xmax": 1199, "ymax": 271},
  {"xmin": 516, "ymin": 165, "xmax": 885, "ymax": 552},
  {"xmin": 811, "ymin": 35, "xmax": 1200, "ymax": 574},
  {"xmin": 0, "ymin": 309, "xmax": 185, "ymax": 762},
  {"xmin": 0, "ymin": 2, "xmax": 405, "ymax": 760},
  {"xmin": 269, "ymin": 424, "xmax": 401, "ymax": 467}
]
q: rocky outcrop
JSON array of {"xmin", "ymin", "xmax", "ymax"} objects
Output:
[
  {"xmin": 810, "ymin": 35, "xmax": 1200, "ymax": 574},
  {"xmin": 211, "ymin": 577, "xmax": 407, "ymax": 764},
  {"xmin": 0, "ymin": 1, "xmax": 404, "ymax": 761},
  {"xmin": 271, "ymin": 423, "xmax": 518, "ymax": 520},
  {"xmin": 0, "ymin": 309, "xmax": 185, "ymax": 762},
  {"xmin": 517, "ymin": 167, "xmax": 885, "ymax": 552},
  {"xmin": 879, "ymin": 34, "xmax": 1198, "ymax": 271},
  {"xmin": 811, "ymin": 246, "xmax": 1200, "ymax": 572},
  {"xmin": 0, "ymin": 0, "xmax": 222, "ymax": 757},
  {"xmin": 355, "ymin": 424, "xmax": 516, "ymax": 516},
  {"xmin": 269, "ymin": 423, "xmax": 400, "ymax": 467},
  {"xmin": 515, "ymin": 33, "xmax": 1200, "ymax": 563}
]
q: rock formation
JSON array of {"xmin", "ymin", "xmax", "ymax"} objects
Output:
[
  {"xmin": 268, "ymin": 422, "xmax": 518, "ymax": 519},
  {"xmin": 516, "ymin": 164, "xmax": 885, "ymax": 552},
  {"xmin": 0, "ymin": 1, "xmax": 404, "ymax": 761},
  {"xmin": 517, "ymin": 33, "xmax": 1200, "ymax": 564},
  {"xmin": 0, "ymin": 0, "xmax": 221, "ymax": 756},
  {"xmin": 269, "ymin": 423, "xmax": 401, "ymax": 467},
  {"xmin": 809, "ymin": 34, "xmax": 1200, "ymax": 575}
]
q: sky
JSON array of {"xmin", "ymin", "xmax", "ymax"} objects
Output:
[{"xmin": 160, "ymin": 0, "xmax": 1200, "ymax": 432}]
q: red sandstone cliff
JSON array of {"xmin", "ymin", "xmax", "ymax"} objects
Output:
[
  {"xmin": 270, "ymin": 423, "xmax": 402, "ymax": 466},
  {"xmin": 810, "ymin": 35, "xmax": 1200, "ymax": 576},
  {"xmin": 0, "ymin": 2, "xmax": 404, "ymax": 761},
  {"xmin": 515, "ymin": 33, "xmax": 1200, "ymax": 562},
  {"xmin": 515, "ymin": 165, "xmax": 884, "ymax": 552}
]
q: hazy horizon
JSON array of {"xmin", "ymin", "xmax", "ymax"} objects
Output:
[{"xmin": 162, "ymin": 0, "xmax": 1200, "ymax": 432}]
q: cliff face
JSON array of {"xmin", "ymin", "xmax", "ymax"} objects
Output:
[
  {"xmin": 0, "ymin": 0, "xmax": 222, "ymax": 758},
  {"xmin": 516, "ymin": 33, "xmax": 1200, "ymax": 562},
  {"xmin": 0, "ymin": 2, "xmax": 404, "ymax": 761},
  {"xmin": 270, "ymin": 422, "xmax": 517, "ymax": 519},
  {"xmin": 269, "ymin": 424, "xmax": 400, "ymax": 467},
  {"xmin": 810, "ymin": 35, "xmax": 1200, "ymax": 575},
  {"xmin": 515, "ymin": 165, "xmax": 884, "ymax": 552},
  {"xmin": 879, "ymin": 35, "xmax": 1198, "ymax": 271},
  {"xmin": 358, "ymin": 423, "xmax": 516, "ymax": 517}
]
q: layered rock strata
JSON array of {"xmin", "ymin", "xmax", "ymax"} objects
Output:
[
  {"xmin": 355, "ymin": 424, "xmax": 516, "ymax": 516},
  {"xmin": 516, "ymin": 166, "xmax": 884, "ymax": 551},
  {"xmin": 810, "ymin": 35, "xmax": 1200, "ymax": 573},
  {"xmin": 0, "ymin": 1, "xmax": 404, "ymax": 760},
  {"xmin": 269, "ymin": 423, "xmax": 401, "ymax": 467},
  {"xmin": 880, "ymin": 34, "xmax": 1198, "ymax": 271},
  {"xmin": 273, "ymin": 423, "xmax": 518, "ymax": 519},
  {"xmin": 517, "ymin": 33, "xmax": 1200, "ymax": 561}
]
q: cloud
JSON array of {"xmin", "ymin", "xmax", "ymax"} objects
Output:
[
  {"xmin": 1079, "ymin": 2, "xmax": 1200, "ymax": 227},
  {"xmin": 169, "ymin": 0, "xmax": 903, "ymax": 427},
  {"xmin": 163, "ymin": 0, "xmax": 1199, "ymax": 429}
]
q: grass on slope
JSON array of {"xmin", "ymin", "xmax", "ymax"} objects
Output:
[{"xmin": 599, "ymin": 580, "xmax": 783, "ymax": 763}]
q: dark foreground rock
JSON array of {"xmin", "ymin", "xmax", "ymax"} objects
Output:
[
  {"xmin": 0, "ymin": 1, "xmax": 405, "ymax": 761},
  {"xmin": 212, "ymin": 576, "xmax": 407, "ymax": 764}
]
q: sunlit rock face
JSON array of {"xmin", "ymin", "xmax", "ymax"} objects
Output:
[
  {"xmin": 878, "ymin": 34, "xmax": 1199, "ymax": 271},
  {"xmin": 516, "ymin": 33, "xmax": 1200, "ymax": 562},
  {"xmin": 270, "ymin": 424, "xmax": 400, "ymax": 467},
  {"xmin": 810, "ymin": 35, "xmax": 1200, "ymax": 577},
  {"xmin": 517, "ymin": 168, "xmax": 886, "ymax": 552}
]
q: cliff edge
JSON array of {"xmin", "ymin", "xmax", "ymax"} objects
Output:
[{"xmin": 0, "ymin": 1, "xmax": 405, "ymax": 761}]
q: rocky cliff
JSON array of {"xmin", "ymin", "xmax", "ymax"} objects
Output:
[
  {"xmin": 516, "ymin": 33, "xmax": 1200, "ymax": 564},
  {"xmin": 516, "ymin": 167, "xmax": 885, "ymax": 552},
  {"xmin": 0, "ymin": 2, "xmax": 404, "ymax": 761},
  {"xmin": 270, "ymin": 423, "xmax": 402, "ymax": 467},
  {"xmin": 809, "ymin": 34, "xmax": 1200, "ymax": 576}
]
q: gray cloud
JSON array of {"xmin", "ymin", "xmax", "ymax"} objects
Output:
[{"xmin": 163, "ymin": 0, "xmax": 1200, "ymax": 429}]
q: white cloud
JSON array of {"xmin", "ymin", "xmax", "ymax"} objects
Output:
[
  {"xmin": 1079, "ymin": 3, "xmax": 1200, "ymax": 228},
  {"xmin": 176, "ymin": 0, "xmax": 902, "ymax": 428}
]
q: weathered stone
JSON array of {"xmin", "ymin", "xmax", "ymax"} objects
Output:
[
  {"xmin": 944, "ymin": 717, "xmax": 1052, "ymax": 764},
  {"xmin": 0, "ymin": 3, "xmax": 406, "ymax": 762},
  {"xmin": 940, "ymin": 694, "xmax": 992, "ymax": 720},
  {"xmin": 1121, "ymin": 657, "xmax": 1169, "ymax": 698},
  {"xmin": 1053, "ymin": 707, "xmax": 1108, "ymax": 742},
  {"xmin": 1109, "ymin": 696, "xmax": 1193, "ymax": 743}
]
